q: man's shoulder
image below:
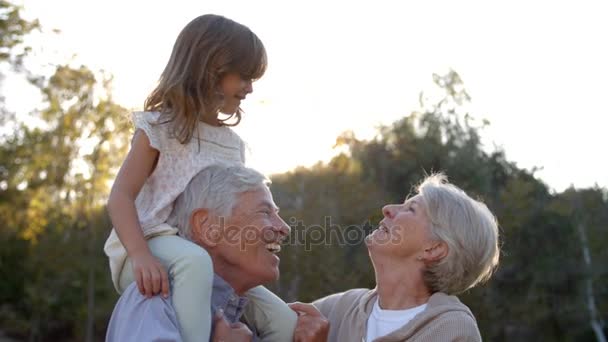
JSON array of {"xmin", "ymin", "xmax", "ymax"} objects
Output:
[
  {"xmin": 106, "ymin": 283, "xmax": 182, "ymax": 341},
  {"xmin": 117, "ymin": 282, "xmax": 174, "ymax": 308}
]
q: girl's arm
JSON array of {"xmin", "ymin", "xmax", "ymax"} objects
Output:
[{"xmin": 107, "ymin": 129, "xmax": 169, "ymax": 298}]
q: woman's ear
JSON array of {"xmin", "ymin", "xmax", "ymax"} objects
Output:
[
  {"xmin": 190, "ymin": 208, "xmax": 218, "ymax": 248},
  {"xmin": 423, "ymin": 241, "xmax": 448, "ymax": 262}
]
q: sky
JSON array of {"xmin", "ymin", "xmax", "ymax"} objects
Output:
[{"xmin": 5, "ymin": 0, "xmax": 607, "ymax": 192}]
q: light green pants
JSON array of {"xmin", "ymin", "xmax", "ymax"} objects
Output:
[{"xmin": 118, "ymin": 235, "xmax": 297, "ymax": 342}]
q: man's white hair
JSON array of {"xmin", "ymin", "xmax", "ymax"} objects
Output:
[
  {"xmin": 166, "ymin": 164, "xmax": 270, "ymax": 240},
  {"xmin": 418, "ymin": 173, "xmax": 500, "ymax": 295}
]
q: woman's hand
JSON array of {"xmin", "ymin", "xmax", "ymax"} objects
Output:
[
  {"xmin": 288, "ymin": 302, "xmax": 329, "ymax": 342},
  {"xmin": 212, "ymin": 310, "xmax": 253, "ymax": 342}
]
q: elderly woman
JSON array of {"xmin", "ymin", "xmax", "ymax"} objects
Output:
[{"xmin": 290, "ymin": 174, "xmax": 500, "ymax": 342}]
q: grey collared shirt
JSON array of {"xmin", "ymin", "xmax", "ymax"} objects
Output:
[
  {"xmin": 210, "ymin": 274, "xmax": 249, "ymax": 324},
  {"xmin": 106, "ymin": 274, "xmax": 255, "ymax": 342}
]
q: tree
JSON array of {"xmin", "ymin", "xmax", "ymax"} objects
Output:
[
  {"xmin": 0, "ymin": 0, "xmax": 39, "ymax": 128},
  {"xmin": 0, "ymin": 62, "xmax": 130, "ymax": 340},
  {"xmin": 0, "ymin": 0, "xmax": 39, "ymax": 67}
]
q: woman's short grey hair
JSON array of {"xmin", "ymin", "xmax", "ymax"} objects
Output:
[
  {"xmin": 418, "ymin": 173, "xmax": 500, "ymax": 295},
  {"xmin": 166, "ymin": 164, "xmax": 270, "ymax": 240}
]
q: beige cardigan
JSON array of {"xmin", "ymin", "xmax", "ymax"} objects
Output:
[{"xmin": 313, "ymin": 289, "xmax": 482, "ymax": 342}]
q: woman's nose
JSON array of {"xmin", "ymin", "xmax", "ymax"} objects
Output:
[{"xmin": 382, "ymin": 205, "xmax": 395, "ymax": 219}]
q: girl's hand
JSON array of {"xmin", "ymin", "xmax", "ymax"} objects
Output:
[
  {"xmin": 130, "ymin": 250, "xmax": 170, "ymax": 298},
  {"xmin": 212, "ymin": 310, "xmax": 253, "ymax": 342}
]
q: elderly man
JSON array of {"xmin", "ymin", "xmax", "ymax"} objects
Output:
[{"xmin": 106, "ymin": 164, "xmax": 325, "ymax": 341}]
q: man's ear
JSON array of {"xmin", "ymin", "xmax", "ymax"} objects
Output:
[
  {"xmin": 423, "ymin": 241, "xmax": 448, "ymax": 263},
  {"xmin": 190, "ymin": 208, "xmax": 218, "ymax": 248}
]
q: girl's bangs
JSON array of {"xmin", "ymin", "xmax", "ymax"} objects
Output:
[{"xmin": 230, "ymin": 32, "xmax": 267, "ymax": 81}]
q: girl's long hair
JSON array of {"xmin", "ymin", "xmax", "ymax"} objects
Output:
[{"xmin": 145, "ymin": 14, "xmax": 267, "ymax": 144}]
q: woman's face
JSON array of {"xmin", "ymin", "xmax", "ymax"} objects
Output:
[
  {"xmin": 218, "ymin": 72, "xmax": 253, "ymax": 114},
  {"xmin": 366, "ymin": 194, "xmax": 435, "ymax": 260}
]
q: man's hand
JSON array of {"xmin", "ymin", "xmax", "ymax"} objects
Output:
[
  {"xmin": 212, "ymin": 310, "xmax": 253, "ymax": 342},
  {"xmin": 130, "ymin": 250, "xmax": 170, "ymax": 298},
  {"xmin": 288, "ymin": 302, "xmax": 329, "ymax": 342}
]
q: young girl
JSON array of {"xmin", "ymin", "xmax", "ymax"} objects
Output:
[{"xmin": 103, "ymin": 14, "xmax": 296, "ymax": 342}]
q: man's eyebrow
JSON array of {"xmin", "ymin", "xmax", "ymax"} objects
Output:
[{"xmin": 258, "ymin": 200, "xmax": 280, "ymax": 212}]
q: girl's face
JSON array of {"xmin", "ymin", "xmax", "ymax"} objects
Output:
[{"xmin": 218, "ymin": 72, "xmax": 254, "ymax": 114}]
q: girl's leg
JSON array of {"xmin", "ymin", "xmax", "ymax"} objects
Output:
[
  {"xmin": 119, "ymin": 235, "xmax": 213, "ymax": 342},
  {"xmin": 244, "ymin": 286, "xmax": 298, "ymax": 342}
]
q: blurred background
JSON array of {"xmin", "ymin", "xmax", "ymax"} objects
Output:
[{"xmin": 0, "ymin": 0, "xmax": 606, "ymax": 341}]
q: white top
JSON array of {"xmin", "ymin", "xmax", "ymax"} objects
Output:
[
  {"xmin": 365, "ymin": 299, "xmax": 427, "ymax": 342},
  {"xmin": 103, "ymin": 111, "xmax": 246, "ymax": 291}
]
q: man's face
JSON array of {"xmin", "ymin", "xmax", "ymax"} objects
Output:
[{"xmin": 214, "ymin": 186, "xmax": 290, "ymax": 286}]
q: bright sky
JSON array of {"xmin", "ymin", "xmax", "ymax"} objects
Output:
[{"xmin": 7, "ymin": 0, "xmax": 608, "ymax": 192}]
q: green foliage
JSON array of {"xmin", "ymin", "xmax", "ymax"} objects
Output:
[
  {"xmin": 268, "ymin": 157, "xmax": 385, "ymax": 301},
  {"xmin": 0, "ymin": 0, "xmax": 39, "ymax": 68},
  {"xmin": 0, "ymin": 61, "xmax": 129, "ymax": 340},
  {"xmin": 1, "ymin": 6, "xmax": 130, "ymax": 337}
]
